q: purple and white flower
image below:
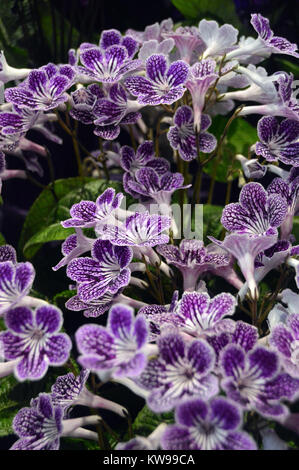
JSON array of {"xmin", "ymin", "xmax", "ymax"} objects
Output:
[
  {"xmin": 125, "ymin": 54, "xmax": 189, "ymax": 106},
  {"xmin": 161, "ymin": 397, "xmax": 256, "ymax": 450},
  {"xmin": 138, "ymin": 332, "xmax": 218, "ymax": 412},
  {"xmin": 75, "ymin": 303, "xmax": 150, "ymax": 379},
  {"xmin": 0, "ymin": 260, "xmax": 35, "ymax": 315},
  {"xmin": 0, "ymin": 304, "xmax": 72, "ymax": 381},
  {"xmin": 167, "ymin": 106, "xmax": 217, "ymax": 161},
  {"xmin": 269, "ymin": 314, "xmax": 299, "ymax": 378},
  {"xmin": 220, "ymin": 344, "xmax": 299, "ymax": 418},
  {"xmin": 162, "ymin": 26, "xmax": 204, "ymax": 64}
]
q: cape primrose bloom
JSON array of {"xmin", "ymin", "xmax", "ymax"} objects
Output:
[
  {"xmin": 125, "ymin": 54, "xmax": 189, "ymax": 105},
  {"xmin": 269, "ymin": 314, "xmax": 299, "ymax": 378},
  {"xmin": 0, "ymin": 304, "xmax": 72, "ymax": 381},
  {"xmin": 0, "ymin": 260, "xmax": 35, "ymax": 316},
  {"xmin": 161, "ymin": 397, "xmax": 257, "ymax": 450},
  {"xmin": 67, "ymin": 239, "xmax": 132, "ymax": 302},
  {"xmin": 75, "ymin": 304, "xmax": 149, "ymax": 379}
]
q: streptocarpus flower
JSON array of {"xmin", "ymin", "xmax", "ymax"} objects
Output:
[
  {"xmin": 116, "ymin": 423, "xmax": 168, "ymax": 450},
  {"xmin": 138, "ymin": 39, "xmax": 175, "ymax": 62},
  {"xmin": 49, "ymin": 369, "xmax": 127, "ymax": 417},
  {"xmin": 157, "ymin": 239, "xmax": 230, "ymax": 291},
  {"xmin": 0, "ymin": 260, "xmax": 35, "ymax": 316},
  {"xmin": 267, "ymin": 289, "xmax": 299, "ymax": 330},
  {"xmin": 126, "ymin": 18, "xmax": 173, "ymax": 44},
  {"xmin": 185, "ymin": 59, "xmax": 218, "ymax": 131},
  {"xmin": 0, "ymin": 304, "xmax": 72, "ymax": 381},
  {"xmin": 127, "ymin": 167, "xmax": 189, "ymax": 205},
  {"xmin": 10, "ymin": 394, "xmax": 99, "ymax": 450},
  {"xmin": 5, "ymin": 65, "xmax": 75, "ymax": 112},
  {"xmin": 167, "ymin": 106, "xmax": 217, "ymax": 161},
  {"xmin": 255, "ymin": 116, "xmax": 299, "ymax": 166},
  {"xmin": 220, "ymin": 344, "xmax": 299, "ymax": 418},
  {"xmin": 138, "ymin": 332, "xmax": 218, "ymax": 412},
  {"xmin": 52, "ymin": 229, "xmax": 94, "ymax": 272},
  {"xmin": 198, "ymin": 19, "xmax": 239, "ymax": 59},
  {"xmin": 235, "ymin": 154, "xmax": 267, "ymax": 180},
  {"xmin": 67, "ymin": 239, "xmax": 132, "ymax": 302},
  {"xmin": 99, "ymin": 29, "xmax": 139, "ymax": 58},
  {"xmin": 269, "ymin": 314, "xmax": 299, "ymax": 378},
  {"xmin": 125, "ymin": 54, "xmax": 189, "ymax": 106},
  {"xmin": 61, "ymin": 187, "xmax": 123, "ymax": 230},
  {"xmin": 69, "ymin": 84, "xmax": 104, "ymax": 124},
  {"xmin": 75, "ymin": 304, "xmax": 149, "ymax": 379},
  {"xmin": 0, "ymin": 243, "xmax": 17, "ymax": 263},
  {"xmin": 79, "ymin": 45, "xmax": 142, "ymax": 84},
  {"xmin": 162, "ymin": 26, "xmax": 204, "ymax": 64},
  {"xmin": 221, "ymin": 182, "xmax": 287, "ymax": 236},
  {"xmin": 161, "ymin": 397, "xmax": 256, "ymax": 450},
  {"xmin": 226, "ymin": 13, "xmax": 299, "ymax": 61},
  {"xmin": 0, "ymin": 51, "xmax": 31, "ymax": 84},
  {"xmin": 121, "ymin": 140, "xmax": 169, "ymax": 177}
]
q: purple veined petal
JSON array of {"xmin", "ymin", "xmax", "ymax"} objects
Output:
[
  {"xmin": 210, "ymin": 396, "xmax": 241, "ymax": 430},
  {"xmin": 15, "ymin": 353, "xmax": 49, "ymax": 381},
  {"xmin": 232, "ymin": 322, "xmax": 258, "ymax": 352},
  {"xmin": 257, "ymin": 116, "xmax": 279, "ymax": 144},
  {"xmin": 288, "ymin": 314, "xmax": 299, "ymax": 338},
  {"xmin": 160, "ymin": 171, "xmax": 184, "ymax": 190},
  {"xmin": 94, "ymin": 99, "xmax": 125, "ymax": 126},
  {"xmin": 125, "ymin": 76, "xmax": 155, "ymax": 96},
  {"xmin": 5, "ymin": 306, "xmax": 34, "ymax": 333},
  {"xmin": 269, "ymin": 36, "xmax": 299, "ymax": 57},
  {"xmin": 133, "ymin": 315, "xmax": 148, "ymax": 348},
  {"xmin": 166, "ymin": 60, "xmax": 189, "ymax": 86},
  {"xmin": 0, "ymin": 330, "xmax": 24, "ymax": 359},
  {"xmin": 122, "ymin": 36, "xmax": 138, "ymax": 58},
  {"xmin": 278, "ymin": 118, "xmax": 299, "ymax": 143},
  {"xmin": 35, "ymin": 305, "xmax": 63, "ymax": 334},
  {"xmin": 5, "ymin": 87, "xmax": 37, "ymax": 109},
  {"xmin": 269, "ymin": 324, "xmax": 292, "ymax": 358},
  {"xmin": 161, "ymin": 425, "xmax": 193, "ymax": 450},
  {"xmin": 121, "ymin": 111, "xmax": 142, "ymax": 124},
  {"xmin": 250, "ymin": 13, "xmax": 273, "ymax": 41},
  {"xmin": 69, "ymin": 200, "xmax": 97, "ymax": 221},
  {"xmin": 27, "ymin": 70, "xmax": 47, "ymax": 94},
  {"xmin": 179, "ymin": 291, "xmax": 209, "ymax": 322},
  {"xmin": 267, "ymin": 194, "xmax": 288, "ymax": 228},
  {"xmin": 220, "ymin": 344, "xmax": 246, "ymax": 379},
  {"xmin": 105, "ymin": 45, "xmax": 128, "ymax": 69},
  {"xmin": 77, "ymin": 353, "xmax": 114, "ymax": 371},
  {"xmin": 120, "ymin": 145, "xmax": 135, "ymax": 171},
  {"xmin": 114, "ymin": 352, "xmax": 147, "ymax": 378},
  {"xmin": 67, "ymin": 257, "xmax": 103, "ymax": 283},
  {"xmin": 77, "ymin": 279, "xmax": 110, "ymax": 302},
  {"xmin": 44, "ymin": 333, "xmax": 72, "ymax": 365},
  {"xmin": 100, "ymin": 29, "xmax": 122, "ymax": 49},
  {"xmin": 160, "ymin": 86, "xmax": 186, "ymax": 105},
  {"xmin": 108, "ymin": 303, "xmax": 134, "ymax": 338},
  {"xmin": 37, "ymin": 393, "xmax": 54, "ymax": 419},
  {"xmin": 224, "ymin": 431, "xmax": 257, "ymax": 450},
  {"xmin": 75, "ymin": 323, "xmax": 114, "ymax": 356},
  {"xmin": 135, "ymin": 166, "xmax": 160, "ymax": 190},
  {"xmin": 107, "ymin": 268, "xmax": 131, "ymax": 294},
  {"xmin": 239, "ymin": 182, "xmax": 267, "ymax": 214},
  {"xmin": 69, "ymin": 108, "xmax": 95, "ymax": 125},
  {"xmin": 199, "ymin": 131, "xmax": 217, "ymax": 153},
  {"xmin": 205, "ymin": 293, "xmax": 236, "ymax": 324},
  {"xmin": 12, "ymin": 407, "xmax": 44, "ymax": 437},
  {"xmin": 109, "ymin": 82, "xmax": 127, "ymax": 104},
  {"xmin": 114, "ymin": 245, "xmax": 133, "ymax": 268},
  {"xmin": 188, "ymin": 339, "xmax": 215, "ymax": 375},
  {"xmin": 173, "ymin": 105, "xmax": 193, "ymax": 127},
  {"xmin": 0, "ymin": 244, "xmax": 17, "ymax": 263},
  {"xmin": 158, "ymin": 333, "xmax": 185, "ymax": 364},
  {"xmin": 61, "ymin": 234, "xmax": 77, "ymax": 255},
  {"xmin": 136, "ymin": 140, "xmax": 155, "ymax": 163},
  {"xmin": 80, "ymin": 47, "xmax": 104, "ymax": 73},
  {"xmin": 94, "ymin": 124, "xmax": 120, "ymax": 140},
  {"xmin": 146, "ymin": 157, "xmax": 170, "ymax": 176},
  {"xmin": 146, "ymin": 54, "xmax": 168, "ymax": 82},
  {"xmin": 248, "ymin": 347, "xmax": 278, "ymax": 379},
  {"xmin": 14, "ymin": 261, "xmax": 35, "ymax": 292},
  {"xmin": 48, "ymin": 75, "xmax": 70, "ymax": 98},
  {"xmin": 264, "ymin": 373, "xmax": 299, "ymax": 401},
  {"xmin": 200, "ymin": 114, "xmax": 212, "ymax": 132},
  {"xmin": 176, "ymin": 398, "xmax": 208, "ymax": 427}
]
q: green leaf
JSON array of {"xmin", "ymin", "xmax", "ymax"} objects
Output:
[
  {"xmin": 132, "ymin": 405, "xmax": 174, "ymax": 437},
  {"xmin": 0, "ymin": 232, "xmax": 6, "ymax": 246},
  {"xmin": 171, "ymin": 0, "xmax": 242, "ymax": 29},
  {"xmin": 20, "ymin": 177, "xmax": 128, "ymax": 258},
  {"xmin": 23, "ymin": 223, "xmax": 74, "ymax": 259},
  {"xmin": 292, "ymin": 216, "xmax": 299, "ymax": 243},
  {"xmin": 275, "ymin": 58, "xmax": 299, "ymax": 77},
  {"xmin": 202, "ymin": 204, "xmax": 223, "ymax": 243}
]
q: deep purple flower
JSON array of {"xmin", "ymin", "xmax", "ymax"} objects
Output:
[
  {"xmin": 99, "ymin": 29, "xmax": 139, "ymax": 58},
  {"xmin": 0, "ymin": 304, "xmax": 72, "ymax": 381},
  {"xmin": 227, "ymin": 13, "xmax": 299, "ymax": 61},
  {"xmin": 66, "ymin": 290, "xmax": 119, "ymax": 318},
  {"xmin": 61, "ymin": 187, "xmax": 123, "ymax": 230},
  {"xmin": 138, "ymin": 332, "xmax": 218, "ymax": 412},
  {"xmin": 167, "ymin": 106, "xmax": 217, "ymax": 161},
  {"xmin": 221, "ymin": 182, "xmax": 287, "ymax": 236},
  {"xmin": 198, "ymin": 19, "xmax": 239, "ymax": 59},
  {"xmin": 67, "ymin": 239, "xmax": 132, "ymax": 302},
  {"xmin": 161, "ymin": 397, "xmax": 256, "ymax": 450},
  {"xmin": 0, "ymin": 261, "xmax": 35, "ymax": 316},
  {"xmin": 255, "ymin": 116, "xmax": 299, "ymax": 166},
  {"xmin": 220, "ymin": 344, "xmax": 299, "ymax": 418},
  {"xmin": 269, "ymin": 314, "xmax": 299, "ymax": 378},
  {"xmin": 79, "ymin": 45, "xmax": 142, "ymax": 84},
  {"xmin": 5, "ymin": 65, "xmax": 75, "ymax": 111},
  {"xmin": 185, "ymin": 59, "xmax": 218, "ymax": 131},
  {"xmin": 10, "ymin": 393, "xmax": 99, "ymax": 450},
  {"xmin": 157, "ymin": 239, "xmax": 230, "ymax": 291},
  {"xmin": 125, "ymin": 54, "xmax": 189, "ymax": 106},
  {"xmin": 127, "ymin": 167, "xmax": 189, "ymax": 205},
  {"xmin": 75, "ymin": 304, "xmax": 149, "ymax": 378},
  {"xmin": 69, "ymin": 84, "xmax": 104, "ymax": 124}
]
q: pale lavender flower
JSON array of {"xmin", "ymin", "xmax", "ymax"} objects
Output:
[
  {"xmin": 125, "ymin": 54, "xmax": 189, "ymax": 106},
  {"xmin": 138, "ymin": 332, "xmax": 218, "ymax": 412},
  {"xmin": 0, "ymin": 304, "xmax": 72, "ymax": 381},
  {"xmin": 185, "ymin": 59, "xmax": 218, "ymax": 131},
  {"xmin": 236, "ymin": 155, "xmax": 267, "ymax": 180},
  {"xmin": 198, "ymin": 19, "xmax": 239, "ymax": 59},
  {"xmin": 0, "ymin": 51, "xmax": 31, "ymax": 83},
  {"xmin": 116, "ymin": 423, "xmax": 167, "ymax": 450},
  {"xmin": 126, "ymin": 19, "xmax": 174, "ymax": 44},
  {"xmin": 161, "ymin": 397, "xmax": 256, "ymax": 450},
  {"xmin": 75, "ymin": 304, "xmax": 149, "ymax": 379},
  {"xmin": 220, "ymin": 344, "xmax": 299, "ymax": 418},
  {"xmin": 138, "ymin": 39, "xmax": 175, "ymax": 62},
  {"xmin": 162, "ymin": 26, "xmax": 204, "ymax": 63},
  {"xmin": 167, "ymin": 106, "xmax": 217, "ymax": 161}
]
